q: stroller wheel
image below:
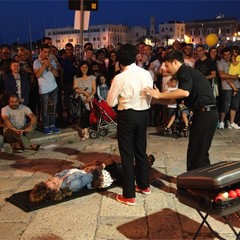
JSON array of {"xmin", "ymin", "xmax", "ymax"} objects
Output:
[
  {"xmin": 99, "ymin": 128, "xmax": 108, "ymax": 137},
  {"xmin": 184, "ymin": 130, "xmax": 189, "ymax": 137},
  {"xmin": 90, "ymin": 131, "xmax": 99, "ymax": 139}
]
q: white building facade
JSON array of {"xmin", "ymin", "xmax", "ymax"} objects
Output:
[
  {"xmin": 45, "ymin": 24, "xmax": 129, "ymax": 49},
  {"xmin": 45, "ymin": 24, "xmax": 154, "ymax": 50},
  {"xmin": 185, "ymin": 16, "xmax": 240, "ymax": 45},
  {"xmin": 158, "ymin": 21, "xmax": 185, "ymax": 45}
]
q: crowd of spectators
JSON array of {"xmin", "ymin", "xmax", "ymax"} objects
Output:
[{"xmin": 0, "ymin": 37, "xmax": 240, "ymax": 152}]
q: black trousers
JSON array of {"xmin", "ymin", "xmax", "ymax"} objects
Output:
[
  {"xmin": 117, "ymin": 109, "xmax": 149, "ymax": 198},
  {"xmin": 187, "ymin": 109, "xmax": 218, "ymax": 171}
]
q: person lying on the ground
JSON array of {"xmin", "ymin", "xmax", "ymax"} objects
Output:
[
  {"xmin": 29, "ymin": 154, "xmax": 155, "ymax": 203},
  {"xmin": 29, "ymin": 162, "xmax": 106, "ymax": 202}
]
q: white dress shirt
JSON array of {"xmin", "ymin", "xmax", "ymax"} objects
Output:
[{"xmin": 107, "ymin": 63, "xmax": 153, "ymax": 111}]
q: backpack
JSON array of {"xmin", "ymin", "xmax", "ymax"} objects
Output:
[{"xmin": 69, "ymin": 91, "xmax": 86, "ymax": 120}]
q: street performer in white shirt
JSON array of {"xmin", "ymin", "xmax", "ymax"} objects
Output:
[{"xmin": 107, "ymin": 43, "xmax": 153, "ymax": 206}]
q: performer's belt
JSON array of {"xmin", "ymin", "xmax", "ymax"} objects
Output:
[{"xmin": 198, "ymin": 105, "xmax": 217, "ymax": 112}]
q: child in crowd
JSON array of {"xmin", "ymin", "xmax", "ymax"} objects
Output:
[
  {"xmin": 164, "ymin": 78, "xmax": 190, "ymax": 135},
  {"xmin": 164, "ymin": 78, "xmax": 178, "ymax": 134},
  {"xmin": 97, "ymin": 74, "xmax": 108, "ymax": 101}
]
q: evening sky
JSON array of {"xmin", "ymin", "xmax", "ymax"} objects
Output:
[{"xmin": 0, "ymin": 0, "xmax": 239, "ymax": 44}]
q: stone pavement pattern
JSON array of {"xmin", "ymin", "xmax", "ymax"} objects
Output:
[{"xmin": 0, "ymin": 127, "xmax": 240, "ymax": 240}]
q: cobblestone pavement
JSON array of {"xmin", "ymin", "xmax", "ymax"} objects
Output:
[{"xmin": 1, "ymin": 127, "xmax": 240, "ymax": 240}]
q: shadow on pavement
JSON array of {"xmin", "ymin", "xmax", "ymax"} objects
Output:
[{"xmin": 117, "ymin": 208, "xmax": 215, "ymax": 240}]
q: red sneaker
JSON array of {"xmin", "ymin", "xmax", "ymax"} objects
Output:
[
  {"xmin": 135, "ymin": 185, "xmax": 151, "ymax": 195},
  {"xmin": 116, "ymin": 194, "xmax": 136, "ymax": 206}
]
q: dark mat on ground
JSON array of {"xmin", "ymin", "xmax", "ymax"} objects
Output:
[
  {"xmin": 5, "ymin": 187, "xmax": 111, "ymax": 212},
  {"xmin": 6, "ymin": 164, "xmax": 124, "ymax": 212}
]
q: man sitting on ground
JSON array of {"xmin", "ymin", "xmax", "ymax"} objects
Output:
[{"xmin": 1, "ymin": 94, "xmax": 41, "ymax": 153}]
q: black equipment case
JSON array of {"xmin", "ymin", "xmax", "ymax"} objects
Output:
[{"xmin": 176, "ymin": 161, "xmax": 240, "ymax": 239}]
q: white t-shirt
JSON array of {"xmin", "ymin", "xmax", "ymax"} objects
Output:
[
  {"xmin": 166, "ymin": 86, "xmax": 178, "ymax": 108},
  {"xmin": 1, "ymin": 104, "xmax": 32, "ymax": 131}
]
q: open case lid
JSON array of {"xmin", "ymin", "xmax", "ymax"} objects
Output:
[{"xmin": 177, "ymin": 161, "xmax": 240, "ymax": 189}]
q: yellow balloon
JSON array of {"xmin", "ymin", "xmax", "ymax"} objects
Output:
[{"xmin": 206, "ymin": 34, "xmax": 218, "ymax": 47}]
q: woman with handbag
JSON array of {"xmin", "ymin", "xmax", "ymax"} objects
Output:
[{"xmin": 73, "ymin": 61, "xmax": 96, "ymax": 140}]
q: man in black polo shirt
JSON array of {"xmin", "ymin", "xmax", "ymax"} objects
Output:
[
  {"xmin": 145, "ymin": 51, "xmax": 218, "ymax": 171},
  {"xmin": 195, "ymin": 44, "xmax": 216, "ymax": 87}
]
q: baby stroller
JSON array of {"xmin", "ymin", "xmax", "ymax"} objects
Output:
[
  {"xmin": 89, "ymin": 99, "xmax": 117, "ymax": 139},
  {"xmin": 163, "ymin": 103, "xmax": 192, "ymax": 137}
]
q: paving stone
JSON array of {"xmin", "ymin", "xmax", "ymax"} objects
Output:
[{"xmin": 0, "ymin": 127, "xmax": 240, "ymax": 239}]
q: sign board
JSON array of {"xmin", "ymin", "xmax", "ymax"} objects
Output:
[{"xmin": 69, "ymin": 0, "xmax": 98, "ymax": 11}]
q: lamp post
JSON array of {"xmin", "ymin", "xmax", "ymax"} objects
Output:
[{"xmin": 79, "ymin": 0, "xmax": 84, "ymax": 60}]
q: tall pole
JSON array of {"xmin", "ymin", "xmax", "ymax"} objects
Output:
[
  {"xmin": 28, "ymin": 18, "xmax": 33, "ymax": 52},
  {"xmin": 80, "ymin": 0, "xmax": 84, "ymax": 60}
]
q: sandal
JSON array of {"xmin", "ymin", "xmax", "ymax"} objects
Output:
[
  {"xmin": 148, "ymin": 154, "xmax": 155, "ymax": 167},
  {"xmin": 77, "ymin": 128, "xmax": 85, "ymax": 139},
  {"xmin": 13, "ymin": 148, "xmax": 24, "ymax": 153},
  {"xmin": 12, "ymin": 142, "xmax": 24, "ymax": 153},
  {"xmin": 30, "ymin": 144, "xmax": 42, "ymax": 151},
  {"xmin": 80, "ymin": 134, "xmax": 89, "ymax": 141}
]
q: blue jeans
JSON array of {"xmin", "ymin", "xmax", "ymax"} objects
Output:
[{"xmin": 40, "ymin": 87, "xmax": 58, "ymax": 128}]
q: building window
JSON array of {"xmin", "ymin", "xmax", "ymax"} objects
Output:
[
  {"xmin": 226, "ymin": 28, "xmax": 230, "ymax": 34},
  {"xmin": 93, "ymin": 37, "xmax": 96, "ymax": 41},
  {"xmin": 207, "ymin": 28, "xmax": 214, "ymax": 34},
  {"xmin": 97, "ymin": 37, "xmax": 100, "ymax": 40},
  {"xmin": 161, "ymin": 28, "xmax": 165, "ymax": 32},
  {"xmin": 68, "ymin": 39, "xmax": 73, "ymax": 42},
  {"xmin": 56, "ymin": 40, "xmax": 60, "ymax": 43},
  {"xmin": 218, "ymin": 28, "xmax": 222, "ymax": 34},
  {"xmin": 170, "ymin": 27, "xmax": 173, "ymax": 31},
  {"xmin": 84, "ymin": 38, "xmax": 89, "ymax": 41},
  {"xmin": 103, "ymin": 37, "xmax": 106, "ymax": 40}
]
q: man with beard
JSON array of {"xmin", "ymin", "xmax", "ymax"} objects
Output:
[
  {"xmin": 145, "ymin": 51, "xmax": 218, "ymax": 171},
  {"xmin": 195, "ymin": 44, "xmax": 216, "ymax": 86},
  {"xmin": 1, "ymin": 94, "xmax": 40, "ymax": 153},
  {"xmin": 183, "ymin": 43, "xmax": 195, "ymax": 68}
]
